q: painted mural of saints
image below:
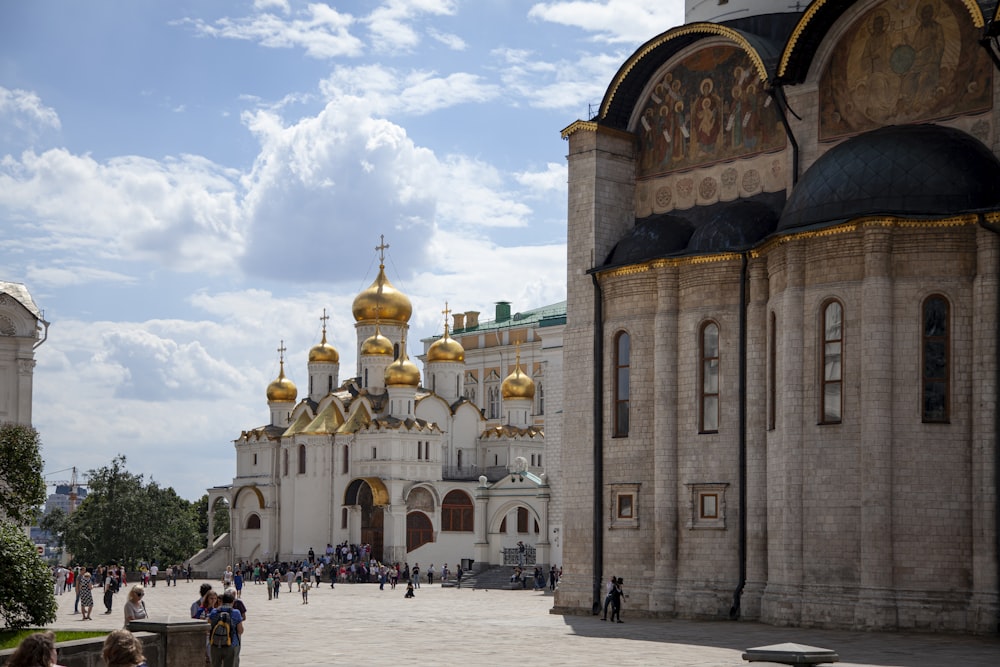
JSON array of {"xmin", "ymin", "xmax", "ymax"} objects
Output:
[{"xmin": 819, "ymin": 0, "xmax": 992, "ymax": 140}]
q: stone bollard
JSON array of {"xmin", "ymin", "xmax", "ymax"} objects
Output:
[{"xmin": 128, "ymin": 617, "xmax": 208, "ymax": 667}]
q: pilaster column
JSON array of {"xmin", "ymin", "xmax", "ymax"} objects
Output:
[
  {"xmin": 743, "ymin": 257, "xmax": 769, "ymax": 618},
  {"xmin": 651, "ymin": 264, "xmax": 679, "ymax": 614},
  {"xmin": 474, "ymin": 481, "xmax": 490, "ymax": 567},
  {"xmin": 855, "ymin": 225, "xmax": 895, "ymax": 628}
]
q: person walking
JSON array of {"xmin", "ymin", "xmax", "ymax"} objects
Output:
[
  {"xmin": 601, "ymin": 575, "xmax": 616, "ymax": 621},
  {"xmin": 208, "ymin": 591, "xmax": 244, "ymax": 667},
  {"xmin": 610, "ymin": 577, "xmax": 626, "ymax": 623},
  {"xmin": 78, "ymin": 571, "xmax": 95, "ymax": 620}
]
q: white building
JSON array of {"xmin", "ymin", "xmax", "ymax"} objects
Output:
[{"xmin": 200, "ymin": 246, "xmax": 565, "ymax": 574}]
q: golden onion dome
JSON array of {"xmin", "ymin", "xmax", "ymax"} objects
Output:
[
  {"xmin": 352, "ymin": 265, "xmax": 412, "ymax": 324},
  {"xmin": 502, "ymin": 363, "xmax": 535, "ymax": 400},
  {"xmin": 266, "ymin": 363, "xmax": 298, "ymax": 402},
  {"xmin": 308, "ymin": 330, "xmax": 339, "ymax": 364},
  {"xmin": 427, "ymin": 328, "xmax": 464, "ymax": 363},
  {"xmin": 384, "ymin": 345, "xmax": 420, "ymax": 387},
  {"xmin": 361, "ymin": 324, "xmax": 394, "ymax": 357}
]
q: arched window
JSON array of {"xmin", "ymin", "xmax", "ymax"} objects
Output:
[
  {"xmin": 298, "ymin": 444, "xmax": 306, "ymax": 474},
  {"xmin": 488, "ymin": 385, "xmax": 500, "ymax": 419},
  {"xmin": 500, "ymin": 516, "xmax": 507, "ymax": 533},
  {"xmin": 457, "ymin": 449, "xmax": 463, "ymax": 468},
  {"xmin": 441, "ymin": 490, "xmax": 474, "ymax": 532},
  {"xmin": 700, "ymin": 322, "xmax": 719, "ymax": 432},
  {"xmin": 406, "ymin": 511, "xmax": 433, "ymax": 551},
  {"xmin": 537, "ymin": 382, "xmax": 545, "ymax": 415},
  {"xmin": 283, "ymin": 449, "xmax": 289, "ymax": 476},
  {"xmin": 341, "ymin": 507, "xmax": 348, "ymax": 529},
  {"xmin": 517, "ymin": 507, "xmax": 529, "ymax": 533},
  {"xmin": 613, "ymin": 331, "xmax": 630, "ymax": 437},
  {"xmin": 245, "ymin": 514, "xmax": 261, "ymax": 530},
  {"xmin": 922, "ymin": 295, "xmax": 950, "ymax": 423},
  {"xmin": 821, "ymin": 300, "xmax": 843, "ymax": 423},
  {"xmin": 342, "ymin": 444, "xmax": 349, "ymax": 474}
]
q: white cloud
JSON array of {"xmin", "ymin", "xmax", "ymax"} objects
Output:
[
  {"xmin": 0, "ymin": 149, "xmax": 245, "ymax": 276},
  {"xmin": 494, "ymin": 47, "xmax": 623, "ymax": 113},
  {"xmin": 177, "ymin": 4, "xmax": 364, "ymax": 59},
  {"xmin": 365, "ymin": 0, "xmax": 458, "ymax": 53},
  {"xmin": 428, "ymin": 28, "xmax": 467, "ymax": 51},
  {"xmin": 25, "ymin": 264, "xmax": 138, "ymax": 289},
  {"xmin": 514, "ymin": 162, "xmax": 567, "ymax": 199},
  {"xmin": 0, "ymin": 87, "xmax": 61, "ymax": 131},
  {"xmin": 528, "ymin": 0, "xmax": 683, "ymax": 44},
  {"xmin": 254, "ymin": 0, "xmax": 290, "ymax": 12}
]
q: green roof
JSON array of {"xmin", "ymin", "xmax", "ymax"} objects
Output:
[{"xmin": 421, "ymin": 300, "xmax": 566, "ymax": 342}]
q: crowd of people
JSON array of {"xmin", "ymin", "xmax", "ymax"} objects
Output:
[{"xmin": 6, "ymin": 628, "xmax": 147, "ymax": 667}]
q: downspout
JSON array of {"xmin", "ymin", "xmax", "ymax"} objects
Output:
[
  {"xmin": 769, "ymin": 83, "xmax": 800, "ymax": 185},
  {"xmin": 978, "ymin": 214, "xmax": 1000, "ymax": 633},
  {"xmin": 730, "ymin": 253, "xmax": 749, "ymax": 619},
  {"xmin": 591, "ymin": 271, "xmax": 605, "ymax": 615}
]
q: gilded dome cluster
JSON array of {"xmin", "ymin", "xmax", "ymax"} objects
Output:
[
  {"xmin": 352, "ymin": 266, "xmax": 412, "ymax": 324},
  {"xmin": 502, "ymin": 363, "xmax": 535, "ymax": 400},
  {"xmin": 427, "ymin": 326, "xmax": 465, "ymax": 363},
  {"xmin": 385, "ymin": 344, "xmax": 420, "ymax": 387},
  {"xmin": 308, "ymin": 330, "xmax": 339, "ymax": 364},
  {"xmin": 266, "ymin": 363, "xmax": 298, "ymax": 403}
]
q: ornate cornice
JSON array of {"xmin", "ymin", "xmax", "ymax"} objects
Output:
[{"xmin": 560, "ymin": 120, "xmax": 635, "ymax": 141}]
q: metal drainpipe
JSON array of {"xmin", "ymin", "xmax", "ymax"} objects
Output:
[
  {"xmin": 978, "ymin": 214, "xmax": 1000, "ymax": 633},
  {"xmin": 770, "ymin": 84, "xmax": 799, "ymax": 186},
  {"xmin": 591, "ymin": 271, "xmax": 605, "ymax": 615},
  {"xmin": 730, "ymin": 253, "xmax": 749, "ymax": 619}
]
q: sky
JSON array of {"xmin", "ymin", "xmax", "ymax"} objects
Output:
[{"xmin": 0, "ymin": 0, "xmax": 684, "ymax": 502}]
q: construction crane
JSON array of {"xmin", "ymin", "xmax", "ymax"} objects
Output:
[{"xmin": 45, "ymin": 466, "xmax": 83, "ymax": 512}]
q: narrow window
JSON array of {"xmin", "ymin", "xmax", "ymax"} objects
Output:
[
  {"xmin": 245, "ymin": 514, "xmax": 261, "ymax": 530},
  {"xmin": 614, "ymin": 331, "xmax": 630, "ymax": 436},
  {"xmin": 517, "ymin": 507, "xmax": 529, "ymax": 533},
  {"xmin": 253, "ymin": 453, "xmax": 258, "ymax": 466},
  {"xmin": 700, "ymin": 322, "xmax": 720, "ymax": 432},
  {"xmin": 341, "ymin": 507, "xmax": 348, "ymax": 529},
  {"xmin": 372, "ymin": 447, "xmax": 377, "ymax": 459},
  {"xmin": 537, "ymin": 383, "xmax": 545, "ymax": 415},
  {"xmin": 457, "ymin": 450, "xmax": 463, "ymax": 468},
  {"xmin": 821, "ymin": 301, "xmax": 843, "ymax": 423},
  {"xmin": 342, "ymin": 444, "xmax": 349, "ymax": 474},
  {"xmin": 328, "ymin": 376, "xmax": 333, "ymax": 393},
  {"xmin": 489, "ymin": 386, "xmax": 500, "ymax": 419},
  {"xmin": 922, "ymin": 295, "xmax": 950, "ymax": 422},
  {"xmin": 309, "ymin": 376, "xmax": 314, "ymax": 395},
  {"xmin": 538, "ymin": 454, "xmax": 542, "ymax": 467},
  {"xmin": 283, "ymin": 449, "xmax": 289, "ymax": 476}
]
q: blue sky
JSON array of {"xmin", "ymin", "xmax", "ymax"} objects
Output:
[{"xmin": 0, "ymin": 0, "xmax": 683, "ymax": 501}]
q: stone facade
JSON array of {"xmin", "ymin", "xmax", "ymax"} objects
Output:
[{"xmin": 554, "ymin": 0, "xmax": 1000, "ymax": 633}]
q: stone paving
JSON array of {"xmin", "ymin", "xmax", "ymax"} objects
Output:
[{"xmin": 49, "ymin": 578, "xmax": 999, "ymax": 666}]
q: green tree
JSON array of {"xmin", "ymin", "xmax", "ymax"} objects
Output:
[
  {"xmin": 193, "ymin": 493, "xmax": 231, "ymax": 544},
  {"xmin": 0, "ymin": 520, "xmax": 57, "ymax": 629},
  {"xmin": 63, "ymin": 455, "xmax": 202, "ymax": 568},
  {"xmin": 0, "ymin": 422, "xmax": 46, "ymax": 525}
]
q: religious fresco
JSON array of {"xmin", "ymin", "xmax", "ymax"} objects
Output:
[
  {"xmin": 636, "ymin": 45, "xmax": 786, "ymax": 179},
  {"xmin": 819, "ymin": 0, "xmax": 992, "ymax": 140}
]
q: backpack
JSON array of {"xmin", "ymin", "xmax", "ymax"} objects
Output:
[{"xmin": 210, "ymin": 607, "xmax": 233, "ymax": 647}]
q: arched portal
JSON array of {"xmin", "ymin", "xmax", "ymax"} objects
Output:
[{"xmin": 345, "ymin": 477, "xmax": 389, "ymax": 562}]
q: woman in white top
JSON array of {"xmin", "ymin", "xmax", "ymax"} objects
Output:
[{"xmin": 123, "ymin": 585, "xmax": 147, "ymax": 628}]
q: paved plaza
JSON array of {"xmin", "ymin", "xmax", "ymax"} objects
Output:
[{"xmin": 49, "ymin": 578, "xmax": 999, "ymax": 666}]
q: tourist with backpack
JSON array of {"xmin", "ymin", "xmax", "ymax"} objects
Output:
[{"xmin": 208, "ymin": 591, "xmax": 243, "ymax": 667}]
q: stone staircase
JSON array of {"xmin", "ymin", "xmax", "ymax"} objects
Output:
[{"xmin": 462, "ymin": 565, "xmax": 549, "ymax": 590}]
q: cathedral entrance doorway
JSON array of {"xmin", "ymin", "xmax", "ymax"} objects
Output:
[{"xmin": 346, "ymin": 477, "xmax": 388, "ymax": 562}]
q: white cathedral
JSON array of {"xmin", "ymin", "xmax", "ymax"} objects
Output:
[{"xmin": 200, "ymin": 244, "xmax": 564, "ymax": 574}]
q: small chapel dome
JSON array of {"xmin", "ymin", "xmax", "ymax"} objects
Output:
[
  {"xmin": 384, "ymin": 345, "xmax": 420, "ymax": 387},
  {"xmin": 361, "ymin": 325, "xmax": 394, "ymax": 357},
  {"xmin": 502, "ymin": 364, "xmax": 535, "ymax": 400},
  {"xmin": 427, "ymin": 330, "xmax": 465, "ymax": 363},
  {"xmin": 266, "ymin": 365, "xmax": 298, "ymax": 403},
  {"xmin": 308, "ymin": 331, "xmax": 339, "ymax": 364},
  {"xmin": 352, "ymin": 265, "xmax": 412, "ymax": 324}
]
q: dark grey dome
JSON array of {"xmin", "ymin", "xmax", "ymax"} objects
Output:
[
  {"xmin": 605, "ymin": 213, "xmax": 695, "ymax": 266},
  {"xmin": 687, "ymin": 200, "xmax": 778, "ymax": 253},
  {"xmin": 779, "ymin": 124, "xmax": 1000, "ymax": 232}
]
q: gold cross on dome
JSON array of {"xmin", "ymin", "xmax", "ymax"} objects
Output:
[
  {"xmin": 319, "ymin": 308, "xmax": 329, "ymax": 334},
  {"xmin": 375, "ymin": 235, "xmax": 389, "ymax": 264},
  {"xmin": 442, "ymin": 302, "xmax": 451, "ymax": 333},
  {"xmin": 277, "ymin": 340, "xmax": 287, "ymax": 363}
]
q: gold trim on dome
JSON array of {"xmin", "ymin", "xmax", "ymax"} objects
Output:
[
  {"xmin": 357, "ymin": 476, "xmax": 390, "ymax": 506},
  {"xmin": 779, "ymin": 0, "xmax": 984, "ymax": 79},
  {"xmin": 602, "ymin": 23, "xmax": 769, "ymax": 122},
  {"xmin": 748, "ymin": 215, "xmax": 980, "ymax": 258},
  {"xmin": 597, "ymin": 252, "xmax": 741, "ymax": 279}
]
